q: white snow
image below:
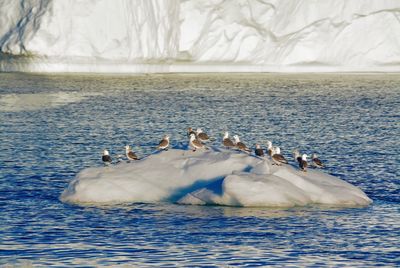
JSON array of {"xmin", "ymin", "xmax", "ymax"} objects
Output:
[
  {"xmin": 60, "ymin": 147, "xmax": 372, "ymax": 207},
  {"xmin": 1, "ymin": 0, "xmax": 400, "ymax": 73}
]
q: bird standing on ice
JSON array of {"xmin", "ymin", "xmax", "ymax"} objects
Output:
[
  {"xmin": 157, "ymin": 135, "xmax": 170, "ymax": 151},
  {"xmin": 293, "ymin": 149, "xmax": 302, "ymax": 166},
  {"xmin": 312, "ymin": 153, "xmax": 324, "ymax": 168},
  {"xmin": 271, "ymin": 146, "xmax": 288, "ymax": 165},
  {"xmin": 233, "ymin": 135, "xmax": 251, "ymax": 152},
  {"xmin": 266, "ymin": 140, "xmax": 273, "ymax": 156},
  {"xmin": 254, "ymin": 144, "xmax": 265, "ymax": 157},
  {"xmin": 125, "ymin": 145, "xmax": 139, "ymax": 161},
  {"xmin": 187, "ymin": 127, "xmax": 197, "ymax": 138},
  {"xmin": 196, "ymin": 128, "xmax": 210, "ymax": 142},
  {"xmin": 222, "ymin": 132, "xmax": 235, "ymax": 148},
  {"xmin": 189, "ymin": 133, "xmax": 205, "ymax": 151},
  {"xmin": 300, "ymin": 154, "xmax": 308, "ymax": 172},
  {"xmin": 102, "ymin": 149, "xmax": 112, "ymax": 166}
]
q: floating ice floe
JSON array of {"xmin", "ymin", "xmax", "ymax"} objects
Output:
[{"xmin": 60, "ymin": 147, "xmax": 372, "ymax": 207}]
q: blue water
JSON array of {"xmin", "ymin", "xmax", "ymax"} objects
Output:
[{"xmin": 0, "ymin": 73, "xmax": 399, "ymax": 267}]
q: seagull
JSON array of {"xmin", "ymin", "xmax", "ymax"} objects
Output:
[
  {"xmin": 222, "ymin": 132, "xmax": 234, "ymax": 148},
  {"xmin": 125, "ymin": 145, "xmax": 139, "ymax": 161},
  {"xmin": 102, "ymin": 149, "xmax": 112, "ymax": 166},
  {"xmin": 222, "ymin": 132, "xmax": 235, "ymax": 148},
  {"xmin": 312, "ymin": 153, "xmax": 324, "ymax": 168},
  {"xmin": 271, "ymin": 146, "xmax": 288, "ymax": 165},
  {"xmin": 300, "ymin": 154, "xmax": 308, "ymax": 172},
  {"xmin": 189, "ymin": 133, "xmax": 205, "ymax": 151},
  {"xmin": 266, "ymin": 140, "xmax": 273, "ymax": 156},
  {"xmin": 187, "ymin": 127, "xmax": 197, "ymax": 138},
  {"xmin": 157, "ymin": 135, "xmax": 170, "ymax": 151},
  {"xmin": 293, "ymin": 149, "xmax": 302, "ymax": 166},
  {"xmin": 196, "ymin": 128, "xmax": 210, "ymax": 142},
  {"xmin": 254, "ymin": 144, "xmax": 265, "ymax": 157},
  {"xmin": 233, "ymin": 135, "xmax": 251, "ymax": 152}
]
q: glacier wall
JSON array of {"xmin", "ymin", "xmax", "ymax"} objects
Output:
[{"xmin": 1, "ymin": 0, "xmax": 400, "ymax": 73}]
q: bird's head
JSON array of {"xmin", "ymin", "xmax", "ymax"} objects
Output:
[{"xmin": 223, "ymin": 131, "xmax": 229, "ymax": 139}]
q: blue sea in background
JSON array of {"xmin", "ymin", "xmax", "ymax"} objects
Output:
[{"xmin": 0, "ymin": 73, "xmax": 399, "ymax": 267}]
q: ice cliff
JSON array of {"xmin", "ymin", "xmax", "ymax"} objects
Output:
[{"xmin": 1, "ymin": 0, "xmax": 400, "ymax": 73}]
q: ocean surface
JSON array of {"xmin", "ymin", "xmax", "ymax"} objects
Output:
[{"xmin": 0, "ymin": 73, "xmax": 399, "ymax": 267}]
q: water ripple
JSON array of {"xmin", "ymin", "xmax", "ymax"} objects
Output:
[{"xmin": 0, "ymin": 73, "xmax": 399, "ymax": 266}]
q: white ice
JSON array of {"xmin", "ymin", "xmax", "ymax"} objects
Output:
[
  {"xmin": 60, "ymin": 147, "xmax": 372, "ymax": 207},
  {"xmin": 1, "ymin": 0, "xmax": 400, "ymax": 73}
]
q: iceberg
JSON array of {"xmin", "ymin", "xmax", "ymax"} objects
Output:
[
  {"xmin": 60, "ymin": 148, "xmax": 372, "ymax": 207},
  {"xmin": 1, "ymin": 0, "xmax": 400, "ymax": 73}
]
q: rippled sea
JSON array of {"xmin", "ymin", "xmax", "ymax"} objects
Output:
[{"xmin": 0, "ymin": 73, "xmax": 399, "ymax": 267}]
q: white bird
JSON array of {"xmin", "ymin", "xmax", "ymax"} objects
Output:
[
  {"xmin": 222, "ymin": 132, "xmax": 235, "ymax": 148},
  {"xmin": 271, "ymin": 146, "xmax": 288, "ymax": 165},
  {"xmin": 266, "ymin": 140, "xmax": 273, "ymax": 156},
  {"xmin": 196, "ymin": 128, "xmax": 210, "ymax": 142},
  {"xmin": 293, "ymin": 149, "xmax": 302, "ymax": 165},
  {"xmin": 187, "ymin": 127, "xmax": 197, "ymax": 138},
  {"xmin": 125, "ymin": 145, "xmax": 139, "ymax": 161},
  {"xmin": 102, "ymin": 149, "xmax": 112, "ymax": 166},
  {"xmin": 312, "ymin": 153, "xmax": 324, "ymax": 168},
  {"xmin": 254, "ymin": 144, "xmax": 265, "ymax": 157},
  {"xmin": 189, "ymin": 133, "xmax": 205, "ymax": 151},
  {"xmin": 300, "ymin": 154, "xmax": 308, "ymax": 172},
  {"xmin": 233, "ymin": 135, "xmax": 251, "ymax": 152},
  {"xmin": 157, "ymin": 135, "xmax": 170, "ymax": 150}
]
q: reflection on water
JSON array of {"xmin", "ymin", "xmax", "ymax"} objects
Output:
[
  {"xmin": 0, "ymin": 91, "xmax": 102, "ymax": 112},
  {"xmin": 0, "ymin": 73, "xmax": 399, "ymax": 266}
]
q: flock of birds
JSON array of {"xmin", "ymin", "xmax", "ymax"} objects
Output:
[{"xmin": 102, "ymin": 127, "xmax": 324, "ymax": 172}]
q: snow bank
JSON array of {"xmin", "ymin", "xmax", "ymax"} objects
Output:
[
  {"xmin": 60, "ymin": 148, "xmax": 372, "ymax": 207},
  {"xmin": 1, "ymin": 0, "xmax": 400, "ymax": 73}
]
